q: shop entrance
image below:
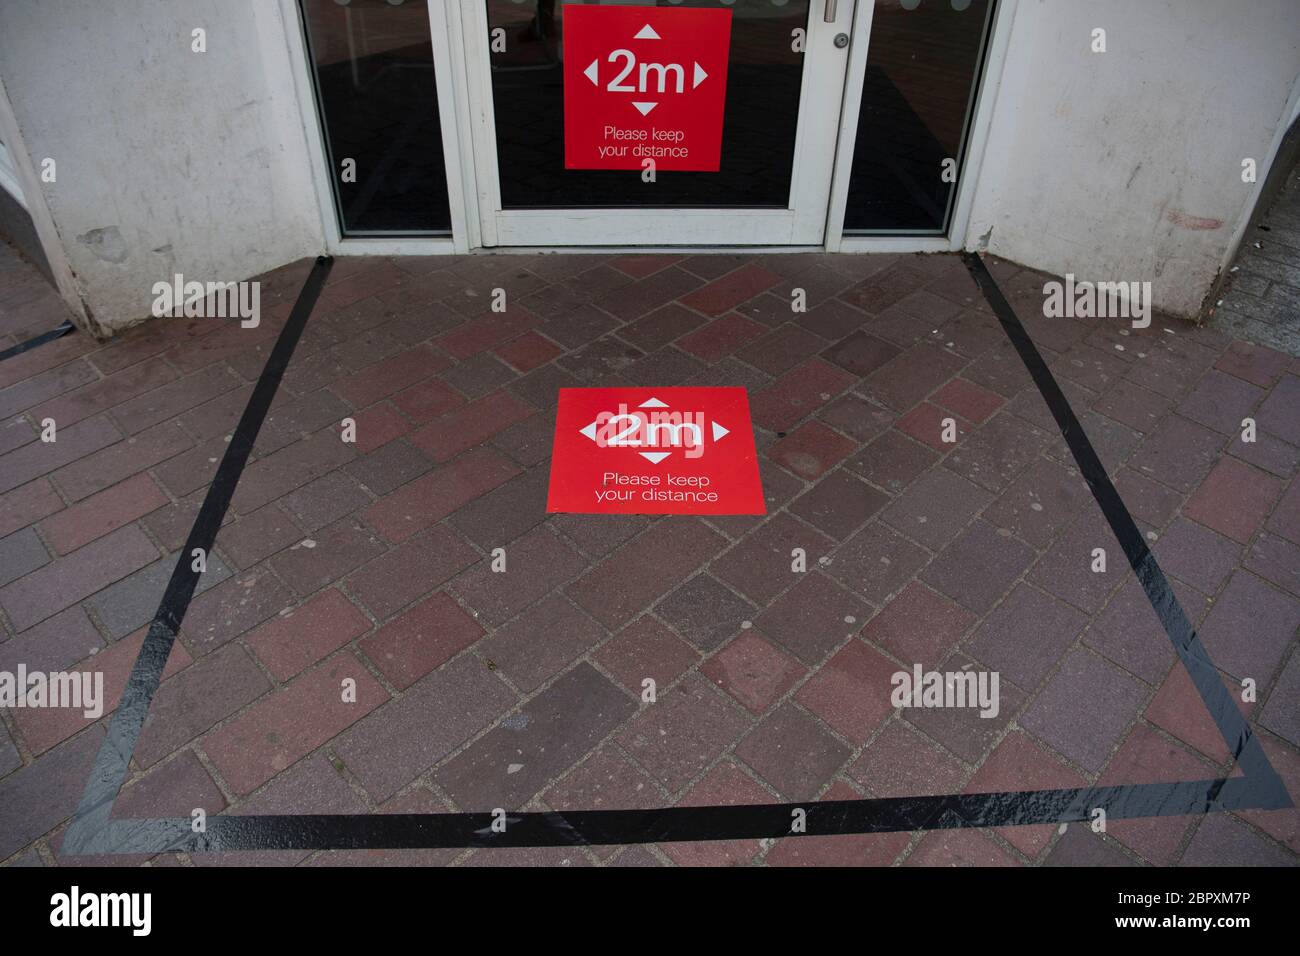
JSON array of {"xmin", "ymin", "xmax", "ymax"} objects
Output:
[
  {"xmin": 459, "ymin": 0, "xmax": 855, "ymax": 247},
  {"xmin": 295, "ymin": 0, "xmax": 1001, "ymax": 250}
]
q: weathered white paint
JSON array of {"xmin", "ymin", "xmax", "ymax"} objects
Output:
[
  {"xmin": 964, "ymin": 0, "xmax": 1300, "ymax": 318},
  {"xmin": 0, "ymin": 0, "xmax": 323, "ymax": 336}
]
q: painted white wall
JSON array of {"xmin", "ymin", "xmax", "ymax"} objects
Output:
[
  {"xmin": 964, "ymin": 0, "xmax": 1300, "ymax": 319},
  {"xmin": 0, "ymin": 0, "xmax": 324, "ymax": 337}
]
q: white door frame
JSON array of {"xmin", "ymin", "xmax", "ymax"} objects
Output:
[
  {"xmin": 275, "ymin": 0, "xmax": 467, "ymax": 254},
  {"xmin": 459, "ymin": 0, "xmax": 856, "ymax": 248}
]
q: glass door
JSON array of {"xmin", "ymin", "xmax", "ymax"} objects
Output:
[{"xmin": 458, "ymin": 0, "xmax": 855, "ymax": 246}]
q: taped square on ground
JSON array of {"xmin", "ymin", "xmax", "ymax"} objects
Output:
[{"xmin": 62, "ymin": 256, "xmax": 1291, "ymax": 857}]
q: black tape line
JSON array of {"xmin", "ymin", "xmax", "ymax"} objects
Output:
[
  {"xmin": 962, "ymin": 252, "xmax": 1287, "ymax": 797},
  {"xmin": 0, "ymin": 319, "xmax": 75, "ymax": 362},
  {"xmin": 64, "ymin": 775, "xmax": 1290, "ymax": 855},
  {"xmin": 63, "ymin": 257, "xmax": 334, "ymax": 853},
  {"xmin": 63, "ymin": 253, "xmax": 1289, "ymax": 856}
]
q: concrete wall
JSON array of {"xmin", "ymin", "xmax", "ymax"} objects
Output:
[
  {"xmin": 0, "ymin": 0, "xmax": 324, "ymax": 337},
  {"xmin": 966, "ymin": 0, "xmax": 1300, "ymax": 319}
]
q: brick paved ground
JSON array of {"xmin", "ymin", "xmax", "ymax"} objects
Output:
[
  {"xmin": 0, "ymin": 242, "xmax": 1297, "ymax": 867},
  {"xmin": 1212, "ymin": 161, "xmax": 1300, "ymax": 357}
]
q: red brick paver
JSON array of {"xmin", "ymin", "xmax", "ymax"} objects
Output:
[{"xmin": 0, "ymin": 248, "xmax": 1295, "ymax": 868}]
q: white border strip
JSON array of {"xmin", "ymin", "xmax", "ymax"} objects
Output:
[
  {"xmin": 824, "ymin": 0, "xmax": 875, "ymax": 251},
  {"xmin": 947, "ymin": 0, "xmax": 1018, "ymax": 253},
  {"xmin": 276, "ymin": 0, "xmax": 342, "ymax": 252}
]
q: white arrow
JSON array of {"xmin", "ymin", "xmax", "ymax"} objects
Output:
[
  {"xmin": 584, "ymin": 59, "xmax": 599, "ymax": 86},
  {"xmin": 640, "ymin": 451, "xmax": 671, "ymax": 464},
  {"xmin": 693, "ymin": 62, "xmax": 708, "ymax": 89},
  {"xmin": 639, "ymin": 397, "xmax": 668, "ymax": 408},
  {"xmin": 633, "ymin": 24, "xmax": 661, "ymax": 40},
  {"xmin": 580, "ymin": 421, "xmax": 599, "ymax": 441},
  {"xmin": 632, "ymin": 101, "xmax": 657, "ymax": 116},
  {"xmin": 712, "ymin": 421, "xmax": 729, "ymax": 441}
]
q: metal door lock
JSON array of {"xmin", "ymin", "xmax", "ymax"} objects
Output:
[{"xmin": 833, "ymin": 33, "xmax": 849, "ymax": 48}]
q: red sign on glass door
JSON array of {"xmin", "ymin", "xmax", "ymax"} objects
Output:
[{"xmin": 562, "ymin": 5, "xmax": 732, "ymax": 172}]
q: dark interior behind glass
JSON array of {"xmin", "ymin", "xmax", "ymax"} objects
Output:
[
  {"xmin": 843, "ymin": 0, "xmax": 996, "ymax": 234},
  {"xmin": 299, "ymin": 0, "xmax": 452, "ymax": 235}
]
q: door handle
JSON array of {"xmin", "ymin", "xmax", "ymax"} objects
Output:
[{"xmin": 825, "ymin": 0, "xmax": 838, "ymax": 22}]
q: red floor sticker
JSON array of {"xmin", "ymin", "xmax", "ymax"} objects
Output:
[
  {"xmin": 547, "ymin": 387, "xmax": 765, "ymax": 515},
  {"xmin": 562, "ymin": 4, "xmax": 732, "ymax": 171}
]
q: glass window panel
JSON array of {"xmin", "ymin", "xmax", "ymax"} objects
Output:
[
  {"xmin": 843, "ymin": 0, "xmax": 996, "ymax": 234},
  {"xmin": 298, "ymin": 0, "xmax": 452, "ymax": 235},
  {"xmin": 488, "ymin": 0, "xmax": 811, "ymax": 209}
]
